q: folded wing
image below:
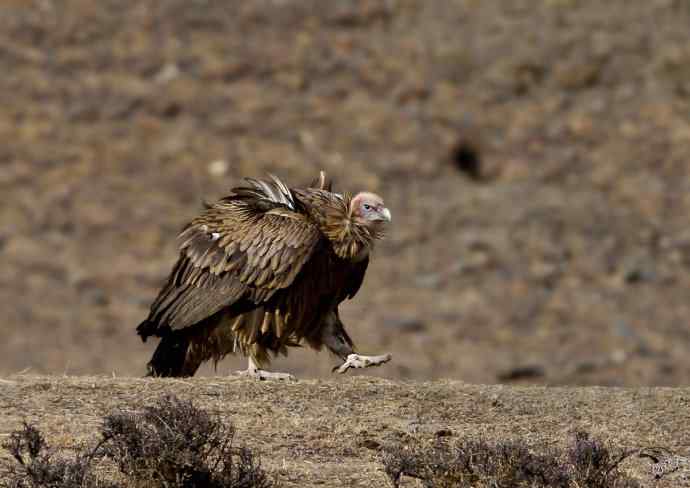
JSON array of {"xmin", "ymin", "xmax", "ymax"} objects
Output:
[{"xmin": 142, "ymin": 177, "xmax": 323, "ymax": 333}]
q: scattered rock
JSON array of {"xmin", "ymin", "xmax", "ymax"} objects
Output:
[
  {"xmin": 82, "ymin": 288, "xmax": 109, "ymax": 307},
  {"xmin": 359, "ymin": 438, "xmax": 381, "ymax": 450},
  {"xmin": 573, "ymin": 360, "xmax": 600, "ymax": 374},
  {"xmin": 488, "ymin": 393, "xmax": 503, "ymax": 408},
  {"xmin": 624, "ymin": 265, "xmax": 655, "ymax": 284},
  {"xmin": 208, "ymin": 160, "xmax": 230, "ymax": 177},
  {"xmin": 610, "ymin": 349, "xmax": 627, "ymax": 365},
  {"xmin": 555, "ymin": 58, "xmax": 604, "ymax": 90},
  {"xmin": 75, "ymin": 279, "xmax": 110, "ymax": 306},
  {"xmin": 614, "ymin": 320, "xmax": 637, "ymax": 339},
  {"xmin": 154, "ymin": 63, "xmax": 180, "ymax": 84},
  {"xmin": 435, "ymin": 428, "xmax": 453, "ymax": 438},
  {"xmin": 513, "ymin": 60, "xmax": 547, "ymax": 93},
  {"xmin": 450, "ymin": 139, "xmax": 484, "ymax": 181},
  {"xmin": 497, "ymin": 365, "xmax": 546, "ymax": 382},
  {"xmin": 160, "ymin": 101, "xmax": 181, "ymax": 118}
]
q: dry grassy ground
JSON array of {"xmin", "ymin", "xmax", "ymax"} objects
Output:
[{"xmin": 1, "ymin": 375, "xmax": 689, "ymax": 486}]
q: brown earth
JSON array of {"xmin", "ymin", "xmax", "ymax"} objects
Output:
[
  {"xmin": 1, "ymin": 375, "xmax": 689, "ymax": 487},
  {"xmin": 3, "ymin": 0, "xmax": 690, "ymax": 386}
]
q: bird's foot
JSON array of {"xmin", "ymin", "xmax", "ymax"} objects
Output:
[
  {"xmin": 234, "ymin": 368, "xmax": 296, "ymax": 381},
  {"xmin": 333, "ymin": 353, "xmax": 392, "ymax": 374}
]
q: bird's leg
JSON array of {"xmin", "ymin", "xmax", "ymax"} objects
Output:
[
  {"xmin": 234, "ymin": 357, "xmax": 296, "ymax": 381},
  {"xmin": 322, "ymin": 312, "xmax": 392, "ymax": 374}
]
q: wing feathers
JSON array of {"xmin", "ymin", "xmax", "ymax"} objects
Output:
[
  {"xmin": 144, "ymin": 176, "xmax": 324, "ymax": 333},
  {"xmin": 260, "ymin": 311, "xmax": 271, "ymax": 334},
  {"xmin": 237, "ymin": 175, "xmax": 296, "ymax": 211}
]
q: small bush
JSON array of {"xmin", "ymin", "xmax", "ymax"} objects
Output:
[
  {"xmin": 569, "ymin": 431, "xmax": 634, "ymax": 487},
  {"xmin": 1, "ymin": 422, "xmax": 113, "ymax": 488},
  {"xmin": 100, "ymin": 395, "xmax": 272, "ymax": 488},
  {"xmin": 2, "ymin": 395, "xmax": 274, "ymax": 488},
  {"xmin": 382, "ymin": 431, "xmax": 639, "ymax": 488}
]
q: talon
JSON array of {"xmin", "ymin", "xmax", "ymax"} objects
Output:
[
  {"xmin": 333, "ymin": 353, "xmax": 392, "ymax": 374},
  {"xmin": 235, "ymin": 357, "xmax": 296, "ymax": 381}
]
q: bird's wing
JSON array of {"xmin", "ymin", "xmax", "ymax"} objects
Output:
[{"xmin": 146, "ymin": 179, "xmax": 323, "ymax": 332}]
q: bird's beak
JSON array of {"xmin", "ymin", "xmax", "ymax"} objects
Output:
[{"xmin": 380, "ymin": 207, "xmax": 392, "ymax": 222}]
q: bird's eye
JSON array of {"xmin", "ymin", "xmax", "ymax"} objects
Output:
[{"xmin": 363, "ymin": 204, "xmax": 371, "ymax": 211}]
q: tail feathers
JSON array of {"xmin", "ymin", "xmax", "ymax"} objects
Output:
[{"xmin": 145, "ymin": 333, "xmax": 192, "ymax": 377}]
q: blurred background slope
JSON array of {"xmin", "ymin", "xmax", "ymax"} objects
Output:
[{"xmin": 2, "ymin": 0, "xmax": 690, "ymax": 385}]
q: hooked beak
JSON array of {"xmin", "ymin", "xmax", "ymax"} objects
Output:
[{"xmin": 379, "ymin": 207, "xmax": 392, "ymax": 222}]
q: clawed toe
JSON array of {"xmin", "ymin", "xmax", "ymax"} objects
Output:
[{"xmin": 333, "ymin": 353, "xmax": 392, "ymax": 374}]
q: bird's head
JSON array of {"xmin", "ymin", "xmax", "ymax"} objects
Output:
[{"xmin": 350, "ymin": 192, "xmax": 391, "ymax": 233}]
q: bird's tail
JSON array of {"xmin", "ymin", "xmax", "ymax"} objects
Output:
[{"xmin": 145, "ymin": 332, "xmax": 193, "ymax": 377}]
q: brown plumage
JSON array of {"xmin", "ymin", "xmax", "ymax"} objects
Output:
[{"xmin": 137, "ymin": 172, "xmax": 392, "ymax": 378}]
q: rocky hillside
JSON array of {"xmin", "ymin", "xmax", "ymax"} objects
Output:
[{"xmin": 3, "ymin": 1, "xmax": 690, "ymax": 385}]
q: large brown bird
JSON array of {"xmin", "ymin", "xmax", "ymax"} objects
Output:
[{"xmin": 136, "ymin": 172, "xmax": 392, "ymax": 379}]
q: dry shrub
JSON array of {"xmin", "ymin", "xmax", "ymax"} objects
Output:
[
  {"xmin": 2, "ymin": 395, "xmax": 274, "ymax": 488},
  {"xmin": 382, "ymin": 431, "xmax": 639, "ymax": 488},
  {"xmin": 1, "ymin": 422, "xmax": 113, "ymax": 488},
  {"xmin": 100, "ymin": 394, "xmax": 272, "ymax": 488}
]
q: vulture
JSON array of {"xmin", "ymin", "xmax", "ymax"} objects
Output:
[{"xmin": 136, "ymin": 171, "xmax": 392, "ymax": 379}]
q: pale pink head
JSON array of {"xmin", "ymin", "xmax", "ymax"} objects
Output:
[{"xmin": 350, "ymin": 192, "xmax": 392, "ymax": 227}]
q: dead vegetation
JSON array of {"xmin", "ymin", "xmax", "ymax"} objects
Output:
[
  {"xmin": 2, "ymin": 422, "xmax": 112, "ymax": 488},
  {"xmin": 100, "ymin": 395, "xmax": 272, "ymax": 488},
  {"xmin": 382, "ymin": 432, "xmax": 639, "ymax": 488},
  {"xmin": 1, "ymin": 398, "xmax": 644, "ymax": 488},
  {"xmin": 2, "ymin": 395, "xmax": 273, "ymax": 488},
  {"xmin": 0, "ymin": 376, "xmax": 688, "ymax": 486}
]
